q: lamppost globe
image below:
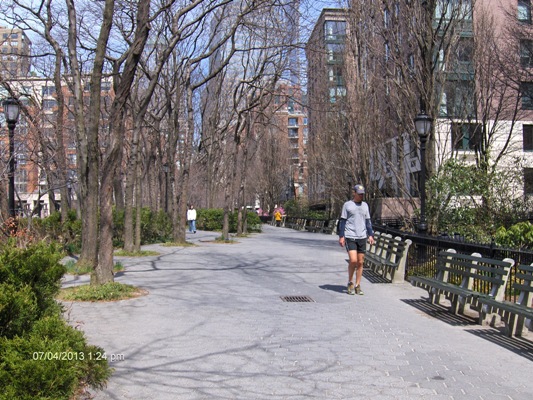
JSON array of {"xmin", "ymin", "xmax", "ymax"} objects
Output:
[
  {"xmin": 3, "ymin": 97, "xmax": 21, "ymax": 126},
  {"xmin": 414, "ymin": 112, "xmax": 432, "ymax": 138},
  {"xmin": 414, "ymin": 111, "xmax": 432, "ymax": 234},
  {"xmin": 3, "ymin": 97, "xmax": 21, "ymax": 218}
]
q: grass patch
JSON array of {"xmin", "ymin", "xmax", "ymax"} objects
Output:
[
  {"xmin": 57, "ymin": 282, "xmax": 146, "ymax": 302},
  {"xmin": 114, "ymin": 249, "xmax": 159, "ymax": 257},
  {"xmin": 63, "ymin": 260, "xmax": 125, "ymax": 276},
  {"xmin": 214, "ymin": 235, "xmax": 237, "ymax": 243},
  {"xmin": 161, "ymin": 241, "xmax": 195, "ymax": 247}
]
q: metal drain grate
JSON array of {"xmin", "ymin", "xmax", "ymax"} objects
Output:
[{"xmin": 280, "ymin": 295, "xmax": 315, "ymax": 303}]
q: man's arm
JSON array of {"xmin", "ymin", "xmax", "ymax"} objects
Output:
[
  {"xmin": 338, "ymin": 218, "xmax": 346, "ymax": 247},
  {"xmin": 365, "ymin": 218, "xmax": 373, "ymax": 237},
  {"xmin": 365, "ymin": 218, "xmax": 375, "ymax": 244}
]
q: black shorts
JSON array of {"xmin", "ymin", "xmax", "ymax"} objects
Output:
[{"xmin": 345, "ymin": 238, "xmax": 367, "ymax": 253}]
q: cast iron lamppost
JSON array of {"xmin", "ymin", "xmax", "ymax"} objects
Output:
[
  {"xmin": 3, "ymin": 97, "xmax": 21, "ymax": 217},
  {"xmin": 414, "ymin": 109, "xmax": 432, "ymax": 234}
]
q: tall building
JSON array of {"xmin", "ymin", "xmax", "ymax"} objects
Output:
[
  {"xmin": 0, "ymin": 26, "xmax": 31, "ymax": 77},
  {"xmin": 275, "ymin": 79, "xmax": 308, "ymax": 200},
  {"xmin": 305, "ymin": 9, "xmax": 348, "ymax": 207}
]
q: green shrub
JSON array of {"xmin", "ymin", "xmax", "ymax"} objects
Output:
[
  {"xmin": 32, "ymin": 210, "xmax": 82, "ymax": 253},
  {"xmin": 0, "ymin": 242, "xmax": 65, "ymax": 322},
  {"xmin": 0, "ymin": 283, "xmax": 39, "ymax": 339},
  {"xmin": 244, "ymin": 211, "xmax": 262, "ymax": 232},
  {"xmin": 197, "ymin": 208, "xmax": 224, "ymax": 231},
  {"xmin": 495, "ymin": 222, "xmax": 533, "ymax": 249},
  {"xmin": 0, "ymin": 242, "xmax": 111, "ymax": 398},
  {"xmin": 0, "ymin": 315, "xmax": 111, "ymax": 400},
  {"xmin": 141, "ymin": 209, "xmax": 172, "ymax": 244},
  {"xmin": 112, "ymin": 207, "xmax": 172, "ymax": 247},
  {"xmin": 196, "ymin": 209, "xmax": 262, "ymax": 232}
]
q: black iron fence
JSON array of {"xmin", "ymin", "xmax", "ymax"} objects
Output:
[{"xmin": 374, "ymin": 224, "xmax": 533, "ymax": 301}]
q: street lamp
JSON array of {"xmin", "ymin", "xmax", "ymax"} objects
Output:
[
  {"xmin": 414, "ymin": 110, "xmax": 432, "ymax": 234},
  {"xmin": 3, "ymin": 98, "xmax": 21, "ymax": 217}
]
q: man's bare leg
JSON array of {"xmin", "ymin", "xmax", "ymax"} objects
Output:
[{"xmin": 355, "ymin": 253, "xmax": 365, "ymax": 287}]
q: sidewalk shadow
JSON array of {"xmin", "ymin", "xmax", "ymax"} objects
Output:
[
  {"xmin": 363, "ymin": 269, "xmax": 390, "ymax": 283},
  {"xmin": 401, "ymin": 298, "xmax": 475, "ymax": 327},
  {"xmin": 402, "ymin": 298, "xmax": 533, "ymax": 360},
  {"xmin": 319, "ymin": 284, "xmax": 346, "ymax": 294},
  {"xmin": 465, "ymin": 329, "xmax": 533, "ymax": 362}
]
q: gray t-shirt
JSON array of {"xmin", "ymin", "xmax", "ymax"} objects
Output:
[{"xmin": 340, "ymin": 200, "xmax": 371, "ymax": 239}]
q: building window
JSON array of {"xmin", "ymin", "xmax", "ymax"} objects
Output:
[
  {"xmin": 519, "ymin": 0, "xmax": 532, "ymax": 23},
  {"xmin": 101, "ymin": 81, "xmax": 112, "ymax": 91},
  {"xmin": 329, "ymin": 86, "xmax": 346, "ymax": 103},
  {"xmin": 287, "ymin": 98, "xmax": 294, "ymax": 113},
  {"xmin": 328, "ymin": 65, "xmax": 343, "ymax": 85},
  {"xmin": 521, "ymin": 82, "xmax": 533, "ymax": 109},
  {"xmin": 524, "ymin": 168, "xmax": 533, "ymax": 194},
  {"xmin": 326, "ymin": 42, "xmax": 344, "ymax": 63},
  {"xmin": 288, "ymin": 128, "xmax": 298, "ymax": 138},
  {"xmin": 384, "ymin": 8, "xmax": 390, "ymax": 29},
  {"xmin": 436, "ymin": 0, "xmax": 473, "ymax": 20},
  {"xmin": 524, "ymin": 124, "xmax": 533, "ymax": 150},
  {"xmin": 324, "ymin": 20, "xmax": 346, "ymax": 42},
  {"xmin": 521, "ymin": 40, "xmax": 533, "ymax": 67},
  {"xmin": 16, "ymin": 153, "xmax": 26, "ymax": 165},
  {"xmin": 288, "ymin": 118, "xmax": 297, "ymax": 126},
  {"xmin": 42, "ymin": 86, "xmax": 56, "ymax": 96},
  {"xmin": 452, "ymin": 122, "xmax": 482, "ymax": 151},
  {"xmin": 408, "ymin": 54, "xmax": 415, "ymax": 74},
  {"xmin": 440, "ymin": 80, "xmax": 475, "ymax": 117},
  {"xmin": 455, "ymin": 37, "xmax": 473, "ymax": 63},
  {"xmin": 15, "ymin": 168, "xmax": 28, "ymax": 193},
  {"xmin": 42, "ymin": 99, "xmax": 57, "ymax": 109}
]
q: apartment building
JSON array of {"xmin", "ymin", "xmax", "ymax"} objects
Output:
[
  {"xmin": 306, "ymin": 2, "xmax": 533, "ymax": 219},
  {"xmin": 378, "ymin": 0, "xmax": 533, "ymax": 201},
  {"xmin": 274, "ymin": 80, "xmax": 308, "ymax": 200},
  {"xmin": 0, "ymin": 26, "xmax": 31, "ymax": 77},
  {"xmin": 1, "ymin": 76, "xmax": 114, "ymax": 217},
  {"xmin": 305, "ymin": 8, "xmax": 349, "ymax": 207}
]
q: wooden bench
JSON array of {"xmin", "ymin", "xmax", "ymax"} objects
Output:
[
  {"xmin": 284, "ymin": 217, "xmax": 298, "ymax": 229},
  {"xmin": 305, "ymin": 219, "xmax": 325, "ymax": 233},
  {"xmin": 321, "ymin": 219, "xmax": 338, "ymax": 235},
  {"xmin": 477, "ymin": 263, "xmax": 533, "ymax": 337},
  {"xmin": 364, "ymin": 232, "xmax": 412, "ymax": 284},
  {"xmin": 410, "ymin": 250, "xmax": 514, "ymax": 318},
  {"xmin": 287, "ymin": 218, "xmax": 305, "ymax": 231}
]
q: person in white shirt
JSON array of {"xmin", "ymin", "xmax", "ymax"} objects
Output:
[{"xmin": 187, "ymin": 205, "xmax": 197, "ymax": 233}]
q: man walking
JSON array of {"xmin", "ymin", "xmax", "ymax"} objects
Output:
[{"xmin": 338, "ymin": 184, "xmax": 375, "ymax": 295}]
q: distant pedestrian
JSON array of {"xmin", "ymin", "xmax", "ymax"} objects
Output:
[
  {"xmin": 187, "ymin": 205, "xmax": 197, "ymax": 233},
  {"xmin": 338, "ymin": 184, "xmax": 375, "ymax": 295},
  {"xmin": 274, "ymin": 210, "xmax": 282, "ymax": 227}
]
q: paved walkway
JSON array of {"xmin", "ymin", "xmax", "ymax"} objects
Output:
[{"xmin": 63, "ymin": 225, "xmax": 533, "ymax": 400}]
